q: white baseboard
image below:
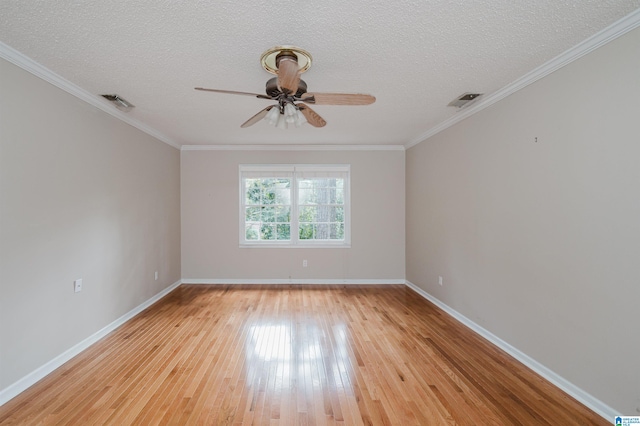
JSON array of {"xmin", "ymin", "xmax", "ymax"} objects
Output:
[
  {"xmin": 0, "ymin": 278, "xmax": 399, "ymax": 405},
  {"xmin": 182, "ymin": 278, "xmax": 406, "ymax": 285},
  {"xmin": 0, "ymin": 279, "xmax": 182, "ymax": 406},
  {"xmin": 404, "ymin": 280, "xmax": 616, "ymax": 420},
  {"xmin": 5, "ymin": 278, "xmax": 612, "ymax": 419}
]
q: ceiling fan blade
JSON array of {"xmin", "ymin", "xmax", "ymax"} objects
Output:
[
  {"xmin": 240, "ymin": 105, "xmax": 275, "ymax": 128},
  {"xmin": 195, "ymin": 87, "xmax": 272, "ymax": 100},
  {"xmin": 277, "ymin": 58, "xmax": 300, "ymax": 95},
  {"xmin": 298, "ymin": 104, "xmax": 326, "ymax": 127},
  {"xmin": 300, "ymin": 92, "xmax": 376, "ymax": 105}
]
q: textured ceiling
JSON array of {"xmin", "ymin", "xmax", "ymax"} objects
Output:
[{"xmin": 1, "ymin": 1, "xmax": 639, "ymax": 147}]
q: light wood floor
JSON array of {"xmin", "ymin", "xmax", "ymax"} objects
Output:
[{"xmin": 0, "ymin": 284, "xmax": 606, "ymax": 425}]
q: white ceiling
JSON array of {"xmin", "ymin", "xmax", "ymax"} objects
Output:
[{"xmin": 1, "ymin": 1, "xmax": 639, "ymax": 147}]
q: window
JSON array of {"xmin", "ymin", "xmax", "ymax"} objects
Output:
[{"xmin": 240, "ymin": 165, "xmax": 350, "ymax": 247}]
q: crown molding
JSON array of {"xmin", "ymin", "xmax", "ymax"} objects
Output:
[
  {"xmin": 181, "ymin": 144, "xmax": 405, "ymax": 151},
  {"xmin": 0, "ymin": 42, "xmax": 181, "ymax": 150},
  {"xmin": 405, "ymin": 7, "xmax": 640, "ymax": 149}
]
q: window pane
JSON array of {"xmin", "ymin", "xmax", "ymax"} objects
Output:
[
  {"xmin": 246, "ymin": 223, "xmax": 260, "ymax": 240},
  {"xmin": 316, "ymin": 205, "xmax": 331, "ymax": 222},
  {"xmin": 330, "ymin": 223, "xmax": 344, "ymax": 239},
  {"xmin": 298, "ymin": 205, "xmax": 315, "ymax": 222},
  {"xmin": 262, "ymin": 189, "xmax": 276, "ymax": 204},
  {"xmin": 245, "ymin": 206, "xmax": 261, "ymax": 222},
  {"xmin": 298, "ymin": 178, "xmax": 313, "ymax": 189},
  {"xmin": 275, "ymin": 189, "xmax": 290, "ymax": 204},
  {"xmin": 245, "ymin": 178, "xmax": 292, "ymax": 205},
  {"xmin": 261, "ymin": 178, "xmax": 275, "ymax": 188},
  {"xmin": 299, "ymin": 223, "xmax": 313, "ymax": 240},
  {"xmin": 245, "ymin": 179, "xmax": 262, "ymax": 205},
  {"xmin": 260, "ymin": 224, "xmax": 276, "ymax": 240},
  {"xmin": 276, "ymin": 206, "xmax": 290, "ymax": 223},
  {"xmin": 315, "ymin": 188, "xmax": 329, "ymax": 205},
  {"xmin": 298, "ymin": 188, "xmax": 314, "ymax": 205},
  {"xmin": 262, "ymin": 206, "xmax": 275, "ymax": 222},
  {"xmin": 276, "ymin": 224, "xmax": 290, "ymax": 240},
  {"xmin": 315, "ymin": 223, "xmax": 329, "ymax": 239}
]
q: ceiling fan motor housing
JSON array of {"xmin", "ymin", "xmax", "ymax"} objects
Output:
[{"xmin": 265, "ymin": 77, "xmax": 307, "ymax": 98}]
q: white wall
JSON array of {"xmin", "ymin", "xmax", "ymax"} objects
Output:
[
  {"xmin": 0, "ymin": 58, "xmax": 181, "ymax": 390},
  {"xmin": 181, "ymin": 149, "xmax": 405, "ymax": 281},
  {"xmin": 406, "ymin": 27, "xmax": 640, "ymax": 414}
]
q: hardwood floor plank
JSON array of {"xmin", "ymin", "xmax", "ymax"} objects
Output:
[{"xmin": 0, "ymin": 284, "xmax": 607, "ymax": 425}]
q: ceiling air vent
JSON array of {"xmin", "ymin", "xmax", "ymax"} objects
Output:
[
  {"xmin": 448, "ymin": 92, "xmax": 482, "ymax": 108},
  {"xmin": 100, "ymin": 94, "xmax": 134, "ymax": 111}
]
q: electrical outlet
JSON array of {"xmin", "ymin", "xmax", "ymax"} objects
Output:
[
  {"xmin": 438, "ymin": 276, "xmax": 443, "ymax": 286},
  {"xmin": 303, "ymin": 260, "xmax": 308, "ymax": 267},
  {"xmin": 74, "ymin": 279, "xmax": 83, "ymax": 293},
  {"xmin": 154, "ymin": 271, "xmax": 158, "ymax": 281}
]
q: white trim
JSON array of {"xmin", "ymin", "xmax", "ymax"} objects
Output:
[
  {"xmin": 404, "ymin": 280, "xmax": 616, "ymax": 420},
  {"xmin": 183, "ymin": 278, "xmax": 405, "ymax": 285},
  {"xmin": 405, "ymin": 8, "xmax": 640, "ymax": 149},
  {"xmin": 4, "ymin": 8, "xmax": 639, "ymax": 153},
  {"xmin": 181, "ymin": 144, "xmax": 405, "ymax": 151},
  {"xmin": 0, "ymin": 42, "xmax": 181, "ymax": 150},
  {"xmin": 0, "ymin": 280, "xmax": 182, "ymax": 407},
  {"xmin": 239, "ymin": 242, "xmax": 352, "ymax": 249},
  {"xmin": 3, "ymin": 277, "xmax": 612, "ymax": 416}
]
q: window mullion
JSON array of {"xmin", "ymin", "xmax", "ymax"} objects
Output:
[{"xmin": 291, "ymin": 176, "xmax": 299, "ymax": 245}]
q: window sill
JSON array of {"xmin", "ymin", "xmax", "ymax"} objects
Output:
[{"xmin": 239, "ymin": 242, "xmax": 351, "ymax": 249}]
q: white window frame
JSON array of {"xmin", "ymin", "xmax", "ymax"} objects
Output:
[{"xmin": 239, "ymin": 164, "xmax": 351, "ymax": 248}]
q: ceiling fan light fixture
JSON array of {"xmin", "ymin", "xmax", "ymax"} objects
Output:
[
  {"xmin": 276, "ymin": 114, "xmax": 287, "ymax": 129},
  {"xmin": 263, "ymin": 103, "xmax": 307, "ymax": 129},
  {"xmin": 265, "ymin": 106, "xmax": 280, "ymax": 125},
  {"xmin": 284, "ymin": 103, "xmax": 297, "ymax": 124},
  {"xmin": 294, "ymin": 109, "xmax": 307, "ymax": 127}
]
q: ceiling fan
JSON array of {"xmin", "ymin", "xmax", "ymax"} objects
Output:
[{"xmin": 195, "ymin": 46, "xmax": 376, "ymax": 129}]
